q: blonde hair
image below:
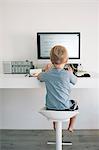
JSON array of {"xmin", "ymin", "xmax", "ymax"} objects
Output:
[{"xmin": 50, "ymin": 45, "xmax": 68, "ymax": 64}]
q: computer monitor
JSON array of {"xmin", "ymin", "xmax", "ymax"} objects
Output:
[{"xmin": 37, "ymin": 32, "xmax": 80, "ymax": 59}]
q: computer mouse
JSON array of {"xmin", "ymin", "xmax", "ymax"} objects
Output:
[{"xmin": 83, "ymin": 73, "xmax": 90, "ymax": 77}]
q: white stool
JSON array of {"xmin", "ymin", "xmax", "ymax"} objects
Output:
[{"xmin": 40, "ymin": 107, "xmax": 79, "ymax": 150}]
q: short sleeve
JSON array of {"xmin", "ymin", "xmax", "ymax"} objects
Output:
[
  {"xmin": 69, "ymin": 72, "xmax": 77, "ymax": 85},
  {"xmin": 38, "ymin": 72, "xmax": 47, "ymax": 82}
]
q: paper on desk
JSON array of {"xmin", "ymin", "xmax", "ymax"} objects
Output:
[{"xmin": 30, "ymin": 69, "xmax": 42, "ymax": 75}]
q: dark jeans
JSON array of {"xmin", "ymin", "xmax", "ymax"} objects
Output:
[{"xmin": 46, "ymin": 100, "xmax": 79, "ymax": 111}]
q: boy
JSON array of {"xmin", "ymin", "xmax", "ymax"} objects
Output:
[{"xmin": 34, "ymin": 45, "xmax": 78, "ymax": 132}]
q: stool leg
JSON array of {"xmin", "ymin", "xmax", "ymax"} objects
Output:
[{"xmin": 56, "ymin": 121, "xmax": 62, "ymax": 150}]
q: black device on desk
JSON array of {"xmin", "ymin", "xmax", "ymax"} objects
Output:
[
  {"xmin": 3, "ymin": 60, "xmax": 34, "ymax": 74},
  {"xmin": 64, "ymin": 63, "xmax": 78, "ymax": 75},
  {"xmin": 78, "ymin": 73, "xmax": 90, "ymax": 77},
  {"xmin": 64, "ymin": 63, "xmax": 91, "ymax": 77}
]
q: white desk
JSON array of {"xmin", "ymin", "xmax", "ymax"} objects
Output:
[
  {"xmin": 0, "ymin": 74, "xmax": 42, "ymax": 89},
  {"xmin": 0, "ymin": 73, "xmax": 99, "ymax": 89}
]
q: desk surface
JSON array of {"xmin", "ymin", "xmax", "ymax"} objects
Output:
[{"xmin": 0, "ymin": 73, "xmax": 99, "ymax": 89}]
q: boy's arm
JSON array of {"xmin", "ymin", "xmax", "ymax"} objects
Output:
[
  {"xmin": 33, "ymin": 72, "xmax": 46, "ymax": 82},
  {"xmin": 69, "ymin": 73, "xmax": 77, "ymax": 85},
  {"xmin": 33, "ymin": 63, "xmax": 52, "ymax": 81},
  {"xmin": 67, "ymin": 66, "xmax": 77, "ymax": 85}
]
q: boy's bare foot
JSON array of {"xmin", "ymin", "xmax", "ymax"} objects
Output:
[{"xmin": 68, "ymin": 127, "xmax": 74, "ymax": 132}]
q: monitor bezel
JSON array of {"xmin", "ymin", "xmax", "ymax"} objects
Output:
[{"xmin": 37, "ymin": 32, "xmax": 80, "ymax": 59}]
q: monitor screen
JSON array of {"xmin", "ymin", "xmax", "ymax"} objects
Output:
[{"xmin": 37, "ymin": 32, "xmax": 80, "ymax": 59}]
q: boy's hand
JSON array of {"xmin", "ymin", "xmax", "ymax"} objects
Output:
[
  {"xmin": 32, "ymin": 73, "xmax": 41, "ymax": 80},
  {"xmin": 32, "ymin": 73, "xmax": 40, "ymax": 77},
  {"xmin": 67, "ymin": 66, "xmax": 73, "ymax": 73},
  {"xmin": 43, "ymin": 63, "xmax": 52, "ymax": 72},
  {"xmin": 31, "ymin": 69, "xmax": 42, "ymax": 77}
]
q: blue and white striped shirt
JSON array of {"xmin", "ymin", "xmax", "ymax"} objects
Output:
[{"xmin": 38, "ymin": 68, "xmax": 77, "ymax": 110}]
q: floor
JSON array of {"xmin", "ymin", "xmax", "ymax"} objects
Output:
[{"xmin": 0, "ymin": 130, "xmax": 99, "ymax": 150}]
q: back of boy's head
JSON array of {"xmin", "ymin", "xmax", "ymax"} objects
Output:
[{"xmin": 50, "ymin": 45, "xmax": 68, "ymax": 64}]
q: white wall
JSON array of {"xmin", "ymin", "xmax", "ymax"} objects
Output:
[
  {"xmin": 0, "ymin": 0, "xmax": 99, "ymax": 129},
  {"xmin": 0, "ymin": 0, "xmax": 98, "ymax": 72},
  {"xmin": 97, "ymin": 2, "xmax": 99, "ymax": 72}
]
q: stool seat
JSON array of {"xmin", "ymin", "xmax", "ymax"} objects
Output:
[
  {"xmin": 40, "ymin": 107, "xmax": 79, "ymax": 121},
  {"xmin": 39, "ymin": 107, "xmax": 79, "ymax": 150}
]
